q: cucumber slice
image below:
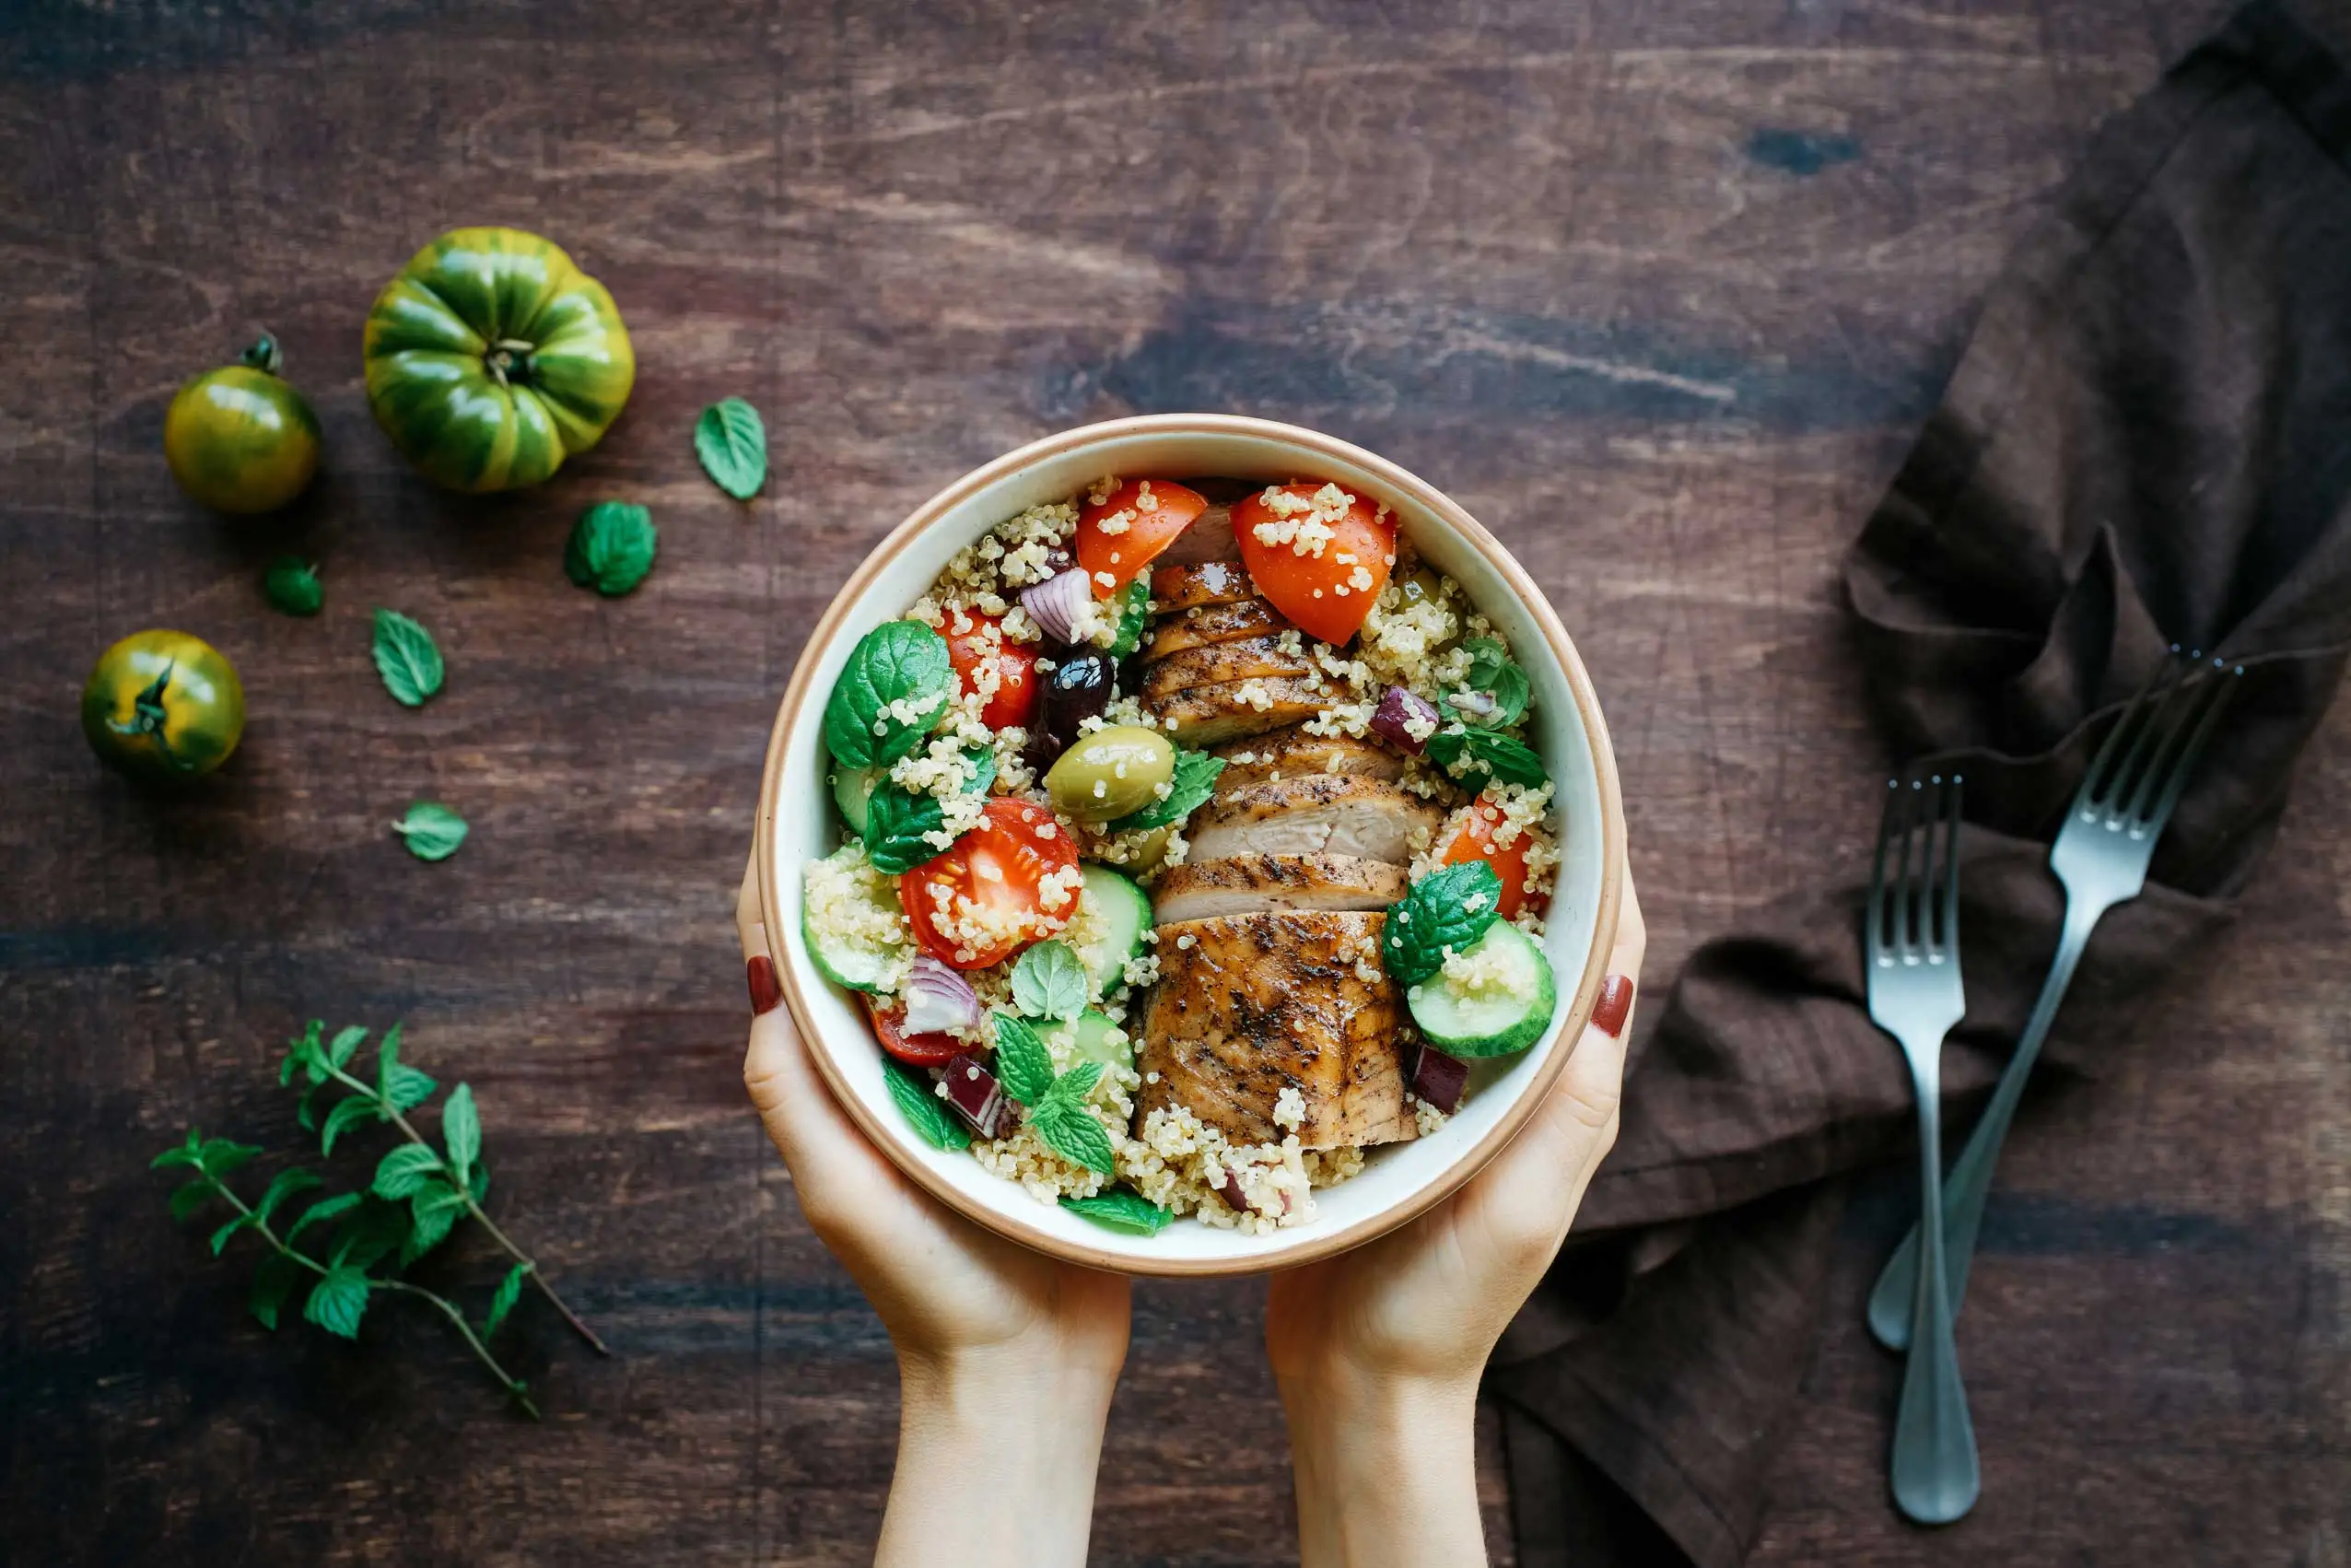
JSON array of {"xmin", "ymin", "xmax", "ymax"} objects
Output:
[
  {"xmin": 1405, "ymin": 919, "xmax": 1556, "ymax": 1058},
  {"xmin": 801, "ymin": 842, "xmax": 909, "ymax": 994},
  {"xmin": 1069, "ymin": 864, "xmax": 1152, "ymax": 993},
  {"xmin": 1063, "ymin": 1009, "xmax": 1133, "ymax": 1071},
  {"xmin": 832, "ymin": 765, "xmax": 881, "ymax": 836}
]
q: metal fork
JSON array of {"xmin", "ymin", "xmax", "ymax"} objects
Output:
[
  {"xmin": 1866, "ymin": 772, "xmax": 1978, "ymax": 1525},
  {"xmin": 1869, "ymin": 650, "xmax": 2242, "ymax": 1361}
]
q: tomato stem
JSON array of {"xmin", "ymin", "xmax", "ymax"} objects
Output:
[
  {"xmin": 240, "ymin": 333, "xmax": 283, "ymax": 376},
  {"xmin": 485, "ymin": 339, "xmax": 536, "ymax": 389}
]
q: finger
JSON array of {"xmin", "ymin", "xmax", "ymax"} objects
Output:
[{"xmin": 734, "ymin": 852, "xmax": 885, "ymax": 1183}]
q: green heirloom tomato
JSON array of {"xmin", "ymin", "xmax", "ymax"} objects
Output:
[
  {"xmin": 82, "ymin": 629, "xmax": 246, "ymax": 782},
  {"xmin": 162, "ymin": 335, "xmax": 321, "ymax": 514},
  {"xmin": 362, "ymin": 227, "xmax": 635, "ymax": 493}
]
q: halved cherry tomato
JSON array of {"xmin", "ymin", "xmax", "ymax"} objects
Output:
[
  {"xmin": 899, "ymin": 797, "xmax": 1080, "ymax": 970},
  {"xmin": 868, "ymin": 999, "xmax": 965, "ymax": 1068},
  {"xmin": 1076, "ymin": 479, "xmax": 1207, "ymax": 599},
  {"xmin": 1233, "ymin": 482, "xmax": 1398, "ymax": 645},
  {"xmin": 944, "ymin": 612, "xmax": 1039, "ymax": 731},
  {"xmin": 1437, "ymin": 795, "xmax": 1546, "ymax": 920}
]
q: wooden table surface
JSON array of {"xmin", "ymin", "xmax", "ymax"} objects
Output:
[{"xmin": 6, "ymin": 1, "xmax": 2346, "ymax": 1562}]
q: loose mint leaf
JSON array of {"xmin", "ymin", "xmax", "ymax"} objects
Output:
[
  {"xmin": 1380, "ymin": 860, "xmax": 1505, "ymax": 988},
  {"xmin": 1105, "ymin": 578, "xmax": 1151, "ymax": 658},
  {"xmin": 1012, "ymin": 941, "xmax": 1088, "ymax": 1022},
  {"xmin": 565, "ymin": 501, "xmax": 658, "ymax": 597},
  {"xmin": 304, "ymin": 1264, "xmax": 372, "ymax": 1340},
  {"xmin": 1423, "ymin": 725, "xmax": 1548, "ymax": 790},
  {"xmin": 823, "ymin": 620, "xmax": 953, "ymax": 769},
  {"xmin": 263, "ymin": 556, "xmax": 322, "ymax": 617},
  {"xmin": 370, "ymin": 608, "xmax": 445, "ymax": 707},
  {"xmin": 168, "ymin": 1180, "xmax": 215, "ymax": 1223},
  {"xmin": 392, "ymin": 802, "xmax": 468, "ymax": 861},
  {"xmin": 319, "ymin": 1095, "xmax": 381, "ymax": 1157},
  {"xmin": 325, "ymin": 1025, "xmax": 368, "ymax": 1071},
  {"xmin": 1062, "ymin": 1188, "xmax": 1173, "ymax": 1235},
  {"xmin": 208, "ymin": 1213, "xmax": 254, "ymax": 1256},
  {"xmin": 991, "ymin": 1012, "xmax": 1056, "ymax": 1107},
  {"xmin": 1449, "ymin": 638, "xmax": 1531, "ymax": 730},
  {"xmin": 484, "ymin": 1261, "xmax": 533, "ymax": 1339},
  {"xmin": 250, "ymin": 1252, "xmax": 305, "ymax": 1329},
  {"xmin": 286, "ymin": 1191, "xmax": 362, "ymax": 1245},
  {"xmin": 403, "ymin": 1182, "xmax": 465, "ymax": 1265},
  {"xmin": 882, "ymin": 1059, "xmax": 971, "ymax": 1151},
  {"xmin": 861, "ymin": 785, "xmax": 954, "ymax": 875},
  {"xmin": 371, "ymin": 1144, "xmax": 445, "ymax": 1200},
  {"xmin": 440, "ymin": 1083, "xmax": 480, "ymax": 1185},
  {"xmin": 694, "ymin": 396, "xmax": 767, "ymax": 499},
  {"xmin": 1110, "ymin": 749, "xmax": 1223, "ymax": 833},
  {"xmin": 253, "ymin": 1167, "xmax": 322, "ymax": 1225},
  {"xmin": 1031, "ymin": 1100, "xmax": 1117, "ymax": 1176}
]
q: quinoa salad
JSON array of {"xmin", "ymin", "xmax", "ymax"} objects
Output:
[{"xmin": 801, "ymin": 476, "xmax": 1562, "ymax": 1237}]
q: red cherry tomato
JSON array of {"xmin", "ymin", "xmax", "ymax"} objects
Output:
[
  {"xmin": 899, "ymin": 797, "xmax": 1081, "ymax": 970},
  {"xmin": 1075, "ymin": 479, "xmax": 1207, "ymax": 599},
  {"xmin": 943, "ymin": 613, "xmax": 1039, "ymax": 731},
  {"xmin": 1232, "ymin": 482, "xmax": 1398, "ymax": 645},
  {"xmin": 868, "ymin": 999, "xmax": 965, "ymax": 1068},
  {"xmin": 1436, "ymin": 795, "xmax": 1545, "ymax": 920}
]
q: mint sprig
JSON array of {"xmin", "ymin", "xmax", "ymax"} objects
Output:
[{"xmin": 993, "ymin": 1013, "xmax": 1117, "ymax": 1174}]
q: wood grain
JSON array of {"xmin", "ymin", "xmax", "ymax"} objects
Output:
[{"xmin": 6, "ymin": 0, "xmax": 2343, "ymax": 1562}]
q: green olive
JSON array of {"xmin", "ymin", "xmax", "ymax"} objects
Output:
[
  {"xmin": 1046, "ymin": 724, "xmax": 1176, "ymax": 822},
  {"xmin": 1396, "ymin": 567, "xmax": 1445, "ymax": 608}
]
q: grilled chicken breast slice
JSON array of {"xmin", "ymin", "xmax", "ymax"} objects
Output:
[
  {"xmin": 1152, "ymin": 559, "xmax": 1257, "ymax": 612},
  {"xmin": 1138, "ymin": 911, "xmax": 1416, "ymax": 1149},
  {"xmin": 1140, "ymin": 635, "xmax": 1316, "ymax": 706},
  {"xmin": 1144, "ymin": 597, "xmax": 1293, "ymax": 661},
  {"xmin": 1156, "ymin": 502, "xmax": 1241, "ymax": 566},
  {"xmin": 1186, "ymin": 774, "xmax": 1443, "ymax": 865},
  {"xmin": 1211, "ymin": 725, "xmax": 1408, "ymax": 784},
  {"xmin": 1152, "ymin": 675, "xmax": 1328, "ymax": 745},
  {"xmin": 1152, "ymin": 852, "xmax": 1409, "ymax": 924}
]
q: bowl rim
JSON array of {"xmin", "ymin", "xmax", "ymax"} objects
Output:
[{"xmin": 755, "ymin": 413, "xmax": 1625, "ymax": 1276}]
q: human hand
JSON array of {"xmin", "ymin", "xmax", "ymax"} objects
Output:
[
  {"xmin": 1267, "ymin": 872, "xmax": 1646, "ymax": 1567},
  {"xmin": 737, "ymin": 859, "xmax": 1129, "ymax": 1567}
]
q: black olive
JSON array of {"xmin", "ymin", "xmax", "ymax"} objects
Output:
[{"xmin": 1025, "ymin": 652, "xmax": 1114, "ymax": 772}]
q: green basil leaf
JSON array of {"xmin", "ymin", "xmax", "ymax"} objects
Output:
[
  {"xmin": 483, "ymin": 1260, "xmax": 534, "ymax": 1339},
  {"xmin": 303, "ymin": 1263, "xmax": 373, "ymax": 1340},
  {"xmin": 1109, "ymin": 748, "xmax": 1223, "ymax": 833},
  {"xmin": 285, "ymin": 1191, "xmax": 362, "ymax": 1245},
  {"xmin": 371, "ymin": 1144, "xmax": 444, "ymax": 1200},
  {"xmin": 861, "ymin": 785, "xmax": 953, "ymax": 875},
  {"xmin": 882, "ymin": 1059, "xmax": 971, "ymax": 1151},
  {"xmin": 991, "ymin": 1012, "xmax": 1056, "ymax": 1106},
  {"xmin": 440, "ymin": 1083, "xmax": 480, "ymax": 1185},
  {"xmin": 1012, "ymin": 940, "xmax": 1088, "ymax": 1021},
  {"xmin": 392, "ymin": 801, "xmax": 468, "ymax": 861},
  {"xmin": 695, "ymin": 396, "xmax": 767, "ymax": 499},
  {"xmin": 1031, "ymin": 1100, "xmax": 1117, "ymax": 1176},
  {"xmin": 565, "ymin": 500, "xmax": 658, "ymax": 597},
  {"xmin": 370, "ymin": 608, "xmax": 445, "ymax": 707},
  {"xmin": 1380, "ymin": 860, "xmax": 1506, "ymax": 988},
  {"xmin": 823, "ymin": 620, "xmax": 953, "ymax": 769},
  {"xmin": 1061, "ymin": 1188, "xmax": 1172, "ymax": 1235},
  {"xmin": 263, "ymin": 556, "xmax": 322, "ymax": 616},
  {"xmin": 1105, "ymin": 578, "xmax": 1151, "ymax": 658},
  {"xmin": 250, "ymin": 1252, "xmax": 305, "ymax": 1330},
  {"xmin": 1423, "ymin": 725, "xmax": 1548, "ymax": 789}
]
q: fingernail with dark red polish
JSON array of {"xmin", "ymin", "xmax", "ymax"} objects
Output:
[
  {"xmin": 1591, "ymin": 974, "xmax": 1634, "ymax": 1037},
  {"xmin": 747, "ymin": 955, "xmax": 782, "ymax": 1016}
]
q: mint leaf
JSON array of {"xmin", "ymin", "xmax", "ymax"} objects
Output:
[
  {"xmin": 325, "ymin": 1025, "xmax": 368, "ymax": 1071},
  {"xmin": 1448, "ymin": 638, "xmax": 1530, "ymax": 730},
  {"xmin": 153, "ymin": 1140, "xmax": 203, "ymax": 1173},
  {"xmin": 1110, "ymin": 749, "xmax": 1223, "ymax": 833},
  {"xmin": 565, "ymin": 501, "xmax": 658, "ymax": 597},
  {"xmin": 392, "ymin": 801, "xmax": 468, "ymax": 861},
  {"xmin": 823, "ymin": 620, "xmax": 953, "ymax": 769},
  {"xmin": 991, "ymin": 1012, "xmax": 1056, "ymax": 1106},
  {"xmin": 286, "ymin": 1191, "xmax": 361, "ymax": 1245},
  {"xmin": 263, "ymin": 556, "xmax": 322, "ymax": 617},
  {"xmin": 372, "ymin": 1144, "xmax": 444, "ymax": 1199},
  {"xmin": 1105, "ymin": 578, "xmax": 1150, "ymax": 658},
  {"xmin": 304, "ymin": 1264, "xmax": 372, "ymax": 1340},
  {"xmin": 370, "ymin": 608, "xmax": 445, "ymax": 707},
  {"xmin": 1423, "ymin": 725, "xmax": 1547, "ymax": 789},
  {"xmin": 377, "ymin": 1024, "xmax": 437, "ymax": 1112},
  {"xmin": 280, "ymin": 1021, "xmax": 323, "ymax": 1087},
  {"xmin": 440, "ymin": 1083, "xmax": 480, "ymax": 1185},
  {"xmin": 198, "ymin": 1138, "xmax": 262, "ymax": 1175},
  {"xmin": 168, "ymin": 1180, "xmax": 214, "ymax": 1223},
  {"xmin": 404, "ymin": 1181, "xmax": 465, "ymax": 1264},
  {"xmin": 882, "ymin": 1059, "xmax": 969, "ymax": 1151},
  {"xmin": 253, "ymin": 1167, "xmax": 322, "ymax": 1225},
  {"xmin": 1046, "ymin": 1059, "xmax": 1104, "ymax": 1107},
  {"xmin": 1380, "ymin": 860, "xmax": 1505, "ymax": 987},
  {"xmin": 319, "ymin": 1095, "xmax": 381, "ymax": 1157},
  {"xmin": 208, "ymin": 1213, "xmax": 254, "ymax": 1256},
  {"xmin": 250, "ymin": 1253, "xmax": 305, "ymax": 1329},
  {"xmin": 484, "ymin": 1261, "xmax": 533, "ymax": 1339},
  {"xmin": 694, "ymin": 396, "xmax": 767, "ymax": 499},
  {"xmin": 330, "ymin": 1201, "xmax": 409, "ymax": 1273},
  {"xmin": 1062, "ymin": 1188, "xmax": 1173, "ymax": 1235},
  {"xmin": 1012, "ymin": 941, "xmax": 1088, "ymax": 1021},
  {"xmin": 861, "ymin": 785, "xmax": 952, "ymax": 874},
  {"xmin": 1030, "ymin": 1100, "xmax": 1116, "ymax": 1176}
]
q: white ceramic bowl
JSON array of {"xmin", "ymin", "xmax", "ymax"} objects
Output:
[{"xmin": 756, "ymin": 415, "xmax": 1624, "ymax": 1276}]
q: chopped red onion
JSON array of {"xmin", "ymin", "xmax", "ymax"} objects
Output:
[
  {"xmin": 899, "ymin": 954, "xmax": 981, "ymax": 1036},
  {"xmin": 938, "ymin": 1053, "xmax": 1006, "ymax": 1139},
  {"xmin": 1411, "ymin": 1042, "xmax": 1469, "ymax": 1113},
  {"xmin": 1207, "ymin": 1165, "xmax": 1293, "ymax": 1218},
  {"xmin": 1020, "ymin": 568, "xmax": 1094, "ymax": 647},
  {"xmin": 1369, "ymin": 685, "xmax": 1442, "ymax": 755}
]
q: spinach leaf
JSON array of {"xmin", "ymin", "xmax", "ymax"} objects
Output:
[
  {"xmin": 263, "ymin": 556, "xmax": 322, "ymax": 617},
  {"xmin": 823, "ymin": 620, "xmax": 953, "ymax": 769},
  {"xmin": 1424, "ymin": 724, "xmax": 1548, "ymax": 789},
  {"xmin": 861, "ymin": 785, "xmax": 952, "ymax": 874},
  {"xmin": 1109, "ymin": 748, "xmax": 1223, "ymax": 833},
  {"xmin": 1105, "ymin": 578, "xmax": 1151, "ymax": 658},
  {"xmin": 565, "ymin": 501, "xmax": 658, "ymax": 596},
  {"xmin": 883, "ymin": 1059, "xmax": 971, "ymax": 1151},
  {"xmin": 1447, "ymin": 638, "xmax": 1529, "ymax": 729},
  {"xmin": 1061, "ymin": 1188, "xmax": 1173, "ymax": 1235}
]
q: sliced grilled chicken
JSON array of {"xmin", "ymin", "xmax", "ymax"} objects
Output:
[
  {"xmin": 1140, "ymin": 635, "xmax": 1316, "ymax": 707},
  {"xmin": 1187, "ymin": 775, "xmax": 1442, "ymax": 864},
  {"xmin": 1138, "ymin": 911, "xmax": 1416, "ymax": 1149},
  {"xmin": 1152, "ymin": 675, "xmax": 1329, "ymax": 745},
  {"xmin": 1155, "ymin": 502, "xmax": 1241, "ymax": 566},
  {"xmin": 1152, "ymin": 559, "xmax": 1257, "ymax": 613},
  {"xmin": 1145, "ymin": 597, "xmax": 1293, "ymax": 661},
  {"xmin": 1152, "ymin": 852, "xmax": 1409, "ymax": 924},
  {"xmin": 1211, "ymin": 725, "xmax": 1408, "ymax": 785}
]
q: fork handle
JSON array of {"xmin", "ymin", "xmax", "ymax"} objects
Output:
[
  {"xmin": 1868, "ymin": 897, "xmax": 2104, "ymax": 1352},
  {"xmin": 1890, "ymin": 1050, "xmax": 1980, "ymax": 1523}
]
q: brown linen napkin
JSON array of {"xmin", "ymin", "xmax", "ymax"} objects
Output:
[{"xmin": 1489, "ymin": 5, "xmax": 2351, "ymax": 1562}]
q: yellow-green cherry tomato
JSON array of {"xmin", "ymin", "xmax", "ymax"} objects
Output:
[
  {"xmin": 363, "ymin": 226, "xmax": 635, "ymax": 493},
  {"xmin": 82, "ymin": 630, "xmax": 246, "ymax": 783},
  {"xmin": 162, "ymin": 335, "xmax": 321, "ymax": 514},
  {"xmin": 1046, "ymin": 724, "xmax": 1176, "ymax": 822}
]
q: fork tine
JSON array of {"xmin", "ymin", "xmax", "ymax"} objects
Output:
[
  {"xmin": 2138, "ymin": 659, "xmax": 2240, "ymax": 837},
  {"xmin": 2101, "ymin": 652, "xmax": 2192, "ymax": 817},
  {"xmin": 1868, "ymin": 778, "xmax": 1899, "ymax": 963},
  {"xmin": 2121, "ymin": 656, "xmax": 2212, "ymax": 825},
  {"xmin": 1900, "ymin": 778, "xmax": 1929, "ymax": 960},
  {"xmin": 2080, "ymin": 649, "xmax": 2182, "ymax": 812},
  {"xmin": 1935, "ymin": 773, "xmax": 1963, "ymax": 959}
]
